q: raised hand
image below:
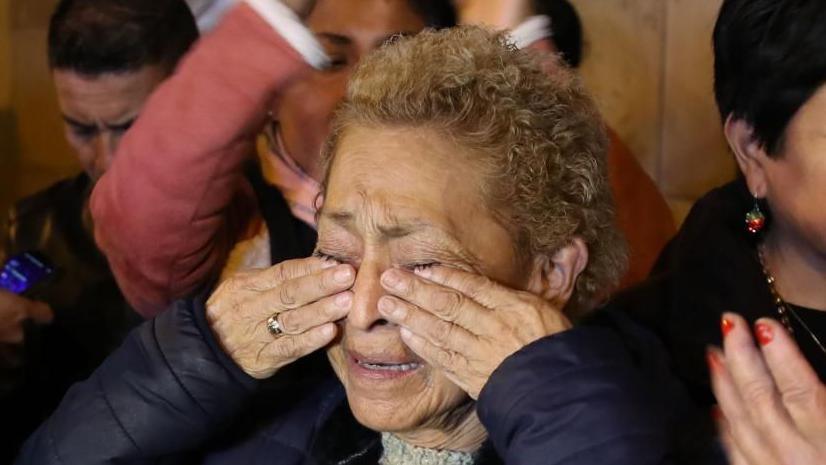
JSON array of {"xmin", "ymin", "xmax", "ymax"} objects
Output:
[
  {"xmin": 206, "ymin": 257, "xmax": 354, "ymax": 379},
  {"xmin": 709, "ymin": 313, "xmax": 826, "ymax": 465},
  {"xmin": 377, "ymin": 265, "xmax": 571, "ymax": 399},
  {"xmin": 0, "ymin": 290, "xmax": 52, "ymax": 345}
]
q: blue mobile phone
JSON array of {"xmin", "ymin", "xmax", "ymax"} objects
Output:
[{"xmin": 0, "ymin": 252, "xmax": 55, "ymax": 295}]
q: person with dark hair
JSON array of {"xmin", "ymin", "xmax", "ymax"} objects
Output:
[
  {"xmin": 17, "ymin": 19, "xmax": 707, "ymax": 465},
  {"xmin": 92, "ymin": 0, "xmax": 672, "ymax": 322},
  {"xmin": 0, "ymin": 0, "xmax": 197, "ymax": 460},
  {"xmin": 609, "ymin": 0, "xmax": 826, "ymax": 462},
  {"xmin": 86, "ymin": 0, "xmax": 456, "ymax": 320}
]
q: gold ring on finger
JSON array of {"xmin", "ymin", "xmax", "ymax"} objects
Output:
[{"xmin": 266, "ymin": 314, "xmax": 284, "ymax": 338}]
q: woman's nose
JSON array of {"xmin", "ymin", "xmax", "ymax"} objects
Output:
[{"xmin": 347, "ymin": 262, "xmax": 391, "ymax": 331}]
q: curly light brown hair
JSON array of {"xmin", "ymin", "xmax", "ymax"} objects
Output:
[{"xmin": 321, "ymin": 26, "xmax": 627, "ymax": 316}]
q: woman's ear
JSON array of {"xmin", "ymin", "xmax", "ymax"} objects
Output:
[
  {"xmin": 526, "ymin": 238, "xmax": 589, "ymax": 306},
  {"xmin": 724, "ymin": 116, "xmax": 769, "ymax": 198}
]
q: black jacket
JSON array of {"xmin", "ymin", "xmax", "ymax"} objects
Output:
[
  {"xmin": 0, "ymin": 173, "xmax": 141, "ymax": 461},
  {"xmin": 612, "ymin": 179, "xmax": 826, "ymax": 407},
  {"xmin": 17, "ymin": 295, "xmax": 705, "ymax": 465}
]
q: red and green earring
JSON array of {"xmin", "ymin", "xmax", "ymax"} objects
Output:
[{"xmin": 745, "ymin": 198, "xmax": 766, "ymax": 234}]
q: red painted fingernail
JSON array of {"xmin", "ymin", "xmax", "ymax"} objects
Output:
[
  {"xmin": 706, "ymin": 349, "xmax": 724, "ymax": 373},
  {"xmin": 721, "ymin": 317, "xmax": 734, "ymax": 337},
  {"xmin": 754, "ymin": 322, "xmax": 773, "ymax": 346}
]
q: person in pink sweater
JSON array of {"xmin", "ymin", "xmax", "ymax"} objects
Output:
[{"xmin": 92, "ymin": 0, "xmax": 674, "ymax": 317}]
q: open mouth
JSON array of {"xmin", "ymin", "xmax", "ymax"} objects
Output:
[
  {"xmin": 347, "ymin": 350, "xmax": 424, "ymax": 379},
  {"xmin": 356, "ymin": 360, "xmax": 422, "ymax": 372}
]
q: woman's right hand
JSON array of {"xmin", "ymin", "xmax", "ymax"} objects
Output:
[{"xmin": 206, "ymin": 257, "xmax": 354, "ymax": 379}]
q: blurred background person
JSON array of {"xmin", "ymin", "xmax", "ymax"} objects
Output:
[
  {"xmin": 0, "ymin": 0, "xmax": 198, "ymax": 460},
  {"xmin": 19, "ymin": 24, "xmax": 696, "ymax": 465},
  {"xmin": 612, "ymin": 0, "xmax": 826, "ymax": 429},
  {"xmin": 92, "ymin": 0, "xmax": 675, "ymax": 321},
  {"xmin": 89, "ymin": 0, "xmax": 456, "ymax": 318}
]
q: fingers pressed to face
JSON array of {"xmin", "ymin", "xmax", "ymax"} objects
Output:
[
  {"xmin": 239, "ymin": 257, "xmax": 339, "ymax": 292},
  {"xmin": 259, "ymin": 323, "xmax": 338, "ymax": 375},
  {"xmin": 276, "ymin": 291, "xmax": 352, "ymax": 335},
  {"xmin": 263, "ymin": 264, "xmax": 355, "ymax": 313},
  {"xmin": 412, "ymin": 265, "xmax": 517, "ymax": 310},
  {"xmin": 398, "ymin": 327, "xmax": 475, "ymax": 393},
  {"xmin": 380, "ymin": 268, "xmax": 499, "ymax": 335},
  {"xmin": 755, "ymin": 318, "xmax": 826, "ymax": 438},
  {"xmin": 378, "ymin": 295, "xmax": 478, "ymax": 353}
]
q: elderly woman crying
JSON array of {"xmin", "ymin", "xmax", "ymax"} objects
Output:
[{"xmin": 18, "ymin": 26, "xmax": 710, "ymax": 465}]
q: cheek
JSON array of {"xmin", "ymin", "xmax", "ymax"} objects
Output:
[{"xmin": 767, "ymin": 156, "xmax": 826, "ymax": 251}]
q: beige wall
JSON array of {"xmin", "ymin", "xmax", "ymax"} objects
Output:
[
  {"xmin": 1, "ymin": 0, "xmax": 14, "ymax": 212},
  {"xmin": 572, "ymin": 0, "xmax": 736, "ymax": 223},
  {"xmin": 2, "ymin": 0, "xmax": 75, "ymax": 215},
  {"xmin": 2, "ymin": 0, "xmax": 736, "ymax": 224}
]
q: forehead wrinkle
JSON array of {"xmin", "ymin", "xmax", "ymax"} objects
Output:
[{"xmin": 320, "ymin": 205, "xmax": 483, "ymax": 270}]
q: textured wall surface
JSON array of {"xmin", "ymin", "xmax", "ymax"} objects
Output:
[
  {"xmin": 571, "ymin": 0, "xmax": 735, "ymax": 222},
  {"xmin": 2, "ymin": 0, "xmax": 74, "ymax": 216},
  {"xmin": 1, "ymin": 0, "xmax": 15, "ymax": 212},
  {"xmin": 3, "ymin": 0, "xmax": 736, "ymax": 223}
]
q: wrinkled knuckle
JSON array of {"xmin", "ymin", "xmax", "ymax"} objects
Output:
[
  {"xmin": 272, "ymin": 262, "xmax": 296, "ymax": 285},
  {"xmin": 436, "ymin": 349, "xmax": 454, "ymax": 369},
  {"xmin": 432, "ymin": 322, "xmax": 454, "ymax": 347},
  {"xmin": 275, "ymin": 336, "xmax": 300, "ymax": 359},
  {"xmin": 321, "ymin": 269, "xmax": 340, "ymax": 291},
  {"xmin": 741, "ymin": 379, "xmax": 777, "ymax": 408},
  {"xmin": 277, "ymin": 283, "xmax": 298, "ymax": 308},
  {"xmin": 278, "ymin": 312, "xmax": 300, "ymax": 334},
  {"xmin": 435, "ymin": 290, "xmax": 464, "ymax": 321},
  {"xmin": 464, "ymin": 277, "xmax": 488, "ymax": 300},
  {"xmin": 781, "ymin": 383, "xmax": 817, "ymax": 409}
]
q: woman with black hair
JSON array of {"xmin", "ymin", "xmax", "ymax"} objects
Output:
[{"xmin": 612, "ymin": 0, "xmax": 826, "ymax": 462}]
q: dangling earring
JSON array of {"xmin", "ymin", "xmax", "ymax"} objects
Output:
[{"xmin": 745, "ymin": 197, "xmax": 766, "ymax": 234}]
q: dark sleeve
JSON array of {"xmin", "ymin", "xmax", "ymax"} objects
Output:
[
  {"xmin": 15, "ymin": 297, "xmax": 258, "ymax": 465},
  {"xmin": 477, "ymin": 326, "xmax": 674, "ymax": 465}
]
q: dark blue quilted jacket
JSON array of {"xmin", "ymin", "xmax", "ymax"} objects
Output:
[{"xmin": 15, "ymin": 297, "xmax": 723, "ymax": 465}]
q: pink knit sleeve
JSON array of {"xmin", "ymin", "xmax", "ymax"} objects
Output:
[{"xmin": 91, "ymin": 4, "xmax": 312, "ymax": 317}]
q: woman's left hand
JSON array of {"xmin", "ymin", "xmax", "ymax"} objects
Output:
[
  {"xmin": 709, "ymin": 313, "xmax": 826, "ymax": 465},
  {"xmin": 378, "ymin": 266, "xmax": 571, "ymax": 399}
]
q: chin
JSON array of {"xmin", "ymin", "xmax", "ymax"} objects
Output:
[{"xmin": 326, "ymin": 343, "xmax": 468, "ymax": 434}]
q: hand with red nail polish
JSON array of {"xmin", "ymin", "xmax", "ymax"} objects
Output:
[{"xmin": 709, "ymin": 313, "xmax": 826, "ymax": 465}]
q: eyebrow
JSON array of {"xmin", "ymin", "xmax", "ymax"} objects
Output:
[
  {"xmin": 62, "ymin": 115, "xmax": 137, "ymax": 132},
  {"xmin": 316, "ymin": 31, "xmax": 419, "ymax": 49},
  {"xmin": 322, "ymin": 210, "xmax": 483, "ymax": 266}
]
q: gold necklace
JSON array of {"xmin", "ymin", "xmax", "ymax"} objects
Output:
[{"xmin": 757, "ymin": 245, "xmax": 826, "ymax": 358}]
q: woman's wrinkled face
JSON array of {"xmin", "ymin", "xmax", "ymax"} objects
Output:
[
  {"xmin": 274, "ymin": 0, "xmax": 427, "ymax": 180},
  {"xmin": 765, "ymin": 84, "xmax": 826, "ymax": 257},
  {"xmin": 318, "ymin": 126, "xmax": 527, "ymax": 434}
]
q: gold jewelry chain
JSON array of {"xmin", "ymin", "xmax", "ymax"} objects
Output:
[{"xmin": 757, "ymin": 245, "xmax": 826, "ymax": 359}]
